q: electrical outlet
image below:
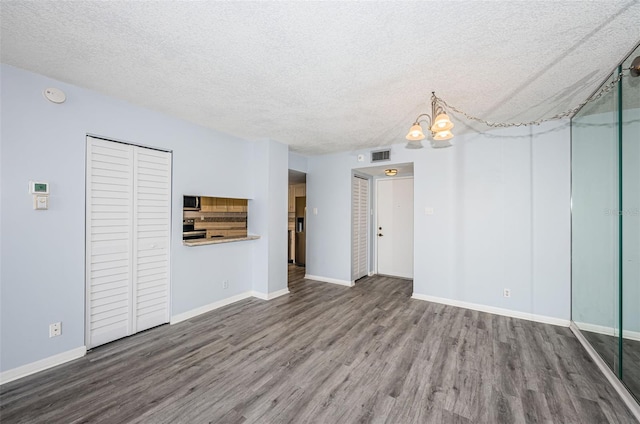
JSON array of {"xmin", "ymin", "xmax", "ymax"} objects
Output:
[
  {"xmin": 49, "ymin": 322, "xmax": 61, "ymax": 337},
  {"xmin": 223, "ymin": 280, "xmax": 229, "ymax": 289},
  {"xmin": 503, "ymin": 288, "xmax": 511, "ymax": 298}
]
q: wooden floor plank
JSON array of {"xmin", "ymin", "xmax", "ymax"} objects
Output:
[{"xmin": 1, "ymin": 265, "xmax": 637, "ymax": 423}]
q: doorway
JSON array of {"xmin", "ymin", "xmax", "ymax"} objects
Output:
[
  {"xmin": 376, "ymin": 177, "xmax": 414, "ymax": 278},
  {"xmin": 288, "ymin": 170, "xmax": 306, "ymax": 286},
  {"xmin": 352, "ymin": 162, "xmax": 414, "ymax": 283}
]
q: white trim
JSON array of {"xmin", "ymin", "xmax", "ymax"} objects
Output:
[
  {"xmin": 251, "ymin": 289, "xmax": 290, "ymax": 301},
  {"xmin": 170, "ymin": 289, "xmax": 291, "ymax": 324},
  {"xmin": 411, "ymin": 293, "xmax": 570, "ymax": 327},
  {"xmin": 0, "ymin": 346, "xmax": 87, "ymax": 386},
  {"xmin": 170, "ymin": 291, "xmax": 254, "ymax": 324},
  {"xmin": 574, "ymin": 321, "xmax": 640, "ymax": 342},
  {"xmin": 305, "ymin": 274, "xmax": 354, "ymax": 287},
  {"xmin": 571, "ymin": 323, "xmax": 640, "ymax": 422}
]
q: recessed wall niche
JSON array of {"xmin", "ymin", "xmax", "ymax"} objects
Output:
[{"xmin": 183, "ymin": 196, "xmax": 248, "ymax": 240}]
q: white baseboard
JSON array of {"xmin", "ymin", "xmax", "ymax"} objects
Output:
[
  {"xmin": 305, "ymin": 274, "xmax": 354, "ymax": 287},
  {"xmin": 171, "ymin": 289, "xmax": 291, "ymax": 324},
  {"xmin": 0, "ymin": 346, "xmax": 86, "ymax": 386},
  {"xmin": 411, "ymin": 293, "xmax": 570, "ymax": 327},
  {"xmin": 251, "ymin": 288, "xmax": 290, "ymax": 300},
  {"xmin": 170, "ymin": 291, "xmax": 253, "ymax": 324},
  {"xmin": 574, "ymin": 321, "xmax": 640, "ymax": 342}
]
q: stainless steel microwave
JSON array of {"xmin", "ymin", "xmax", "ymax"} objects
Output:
[{"xmin": 183, "ymin": 196, "xmax": 200, "ymax": 211}]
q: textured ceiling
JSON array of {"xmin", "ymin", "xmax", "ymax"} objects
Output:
[{"xmin": 1, "ymin": 1, "xmax": 639, "ymax": 155}]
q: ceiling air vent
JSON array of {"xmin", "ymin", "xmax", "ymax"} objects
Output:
[{"xmin": 371, "ymin": 149, "xmax": 390, "ymax": 162}]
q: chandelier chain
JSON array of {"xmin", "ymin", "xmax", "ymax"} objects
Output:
[{"xmin": 434, "ymin": 69, "xmax": 630, "ymax": 128}]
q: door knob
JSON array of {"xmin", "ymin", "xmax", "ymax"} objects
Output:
[{"xmin": 378, "ymin": 233, "xmax": 384, "ymax": 237}]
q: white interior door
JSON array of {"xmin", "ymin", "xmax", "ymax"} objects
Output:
[
  {"xmin": 86, "ymin": 136, "xmax": 171, "ymax": 349},
  {"xmin": 352, "ymin": 175, "xmax": 369, "ymax": 281},
  {"xmin": 376, "ymin": 177, "xmax": 413, "ymax": 278}
]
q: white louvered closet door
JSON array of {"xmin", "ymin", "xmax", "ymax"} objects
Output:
[
  {"xmin": 86, "ymin": 137, "xmax": 171, "ymax": 349},
  {"xmin": 86, "ymin": 138, "xmax": 134, "ymax": 348},
  {"xmin": 352, "ymin": 175, "xmax": 369, "ymax": 281},
  {"xmin": 133, "ymin": 147, "xmax": 171, "ymax": 333}
]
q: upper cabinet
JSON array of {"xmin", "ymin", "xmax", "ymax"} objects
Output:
[
  {"xmin": 228, "ymin": 198, "xmax": 248, "ymax": 212},
  {"xmin": 289, "ymin": 183, "xmax": 306, "ymax": 213},
  {"xmin": 294, "ymin": 184, "xmax": 306, "ymax": 197},
  {"xmin": 200, "ymin": 196, "xmax": 214, "ymax": 212},
  {"xmin": 200, "ymin": 197, "xmax": 247, "ymax": 213}
]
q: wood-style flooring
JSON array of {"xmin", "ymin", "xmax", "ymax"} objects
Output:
[
  {"xmin": 1, "ymin": 265, "xmax": 637, "ymax": 423},
  {"xmin": 582, "ymin": 329, "xmax": 640, "ymax": 402}
]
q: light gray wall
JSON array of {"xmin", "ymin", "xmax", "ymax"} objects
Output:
[
  {"xmin": 249, "ymin": 139, "xmax": 288, "ymax": 295},
  {"xmin": 572, "ymin": 107, "xmax": 640, "ymax": 332},
  {"xmin": 306, "ymin": 153, "xmax": 352, "ymax": 281},
  {"xmin": 0, "ymin": 64, "xmax": 285, "ymax": 372},
  {"xmin": 571, "ymin": 110, "xmax": 619, "ymax": 330},
  {"xmin": 622, "ymin": 108, "xmax": 640, "ymax": 333},
  {"xmin": 288, "ymin": 151, "xmax": 308, "ymax": 173},
  {"xmin": 306, "ymin": 121, "xmax": 571, "ymax": 320}
]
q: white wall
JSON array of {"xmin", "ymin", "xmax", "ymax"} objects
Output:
[
  {"xmin": 0, "ymin": 64, "xmax": 287, "ymax": 372},
  {"xmin": 306, "ymin": 121, "xmax": 571, "ymax": 321}
]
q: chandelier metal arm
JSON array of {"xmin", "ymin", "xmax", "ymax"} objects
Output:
[{"xmin": 412, "ymin": 113, "xmax": 432, "ymax": 127}]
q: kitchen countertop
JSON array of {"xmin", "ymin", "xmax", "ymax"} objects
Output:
[{"xmin": 183, "ymin": 235, "xmax": 260, "ymax": 246}]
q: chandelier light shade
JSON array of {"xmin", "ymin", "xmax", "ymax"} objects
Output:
[
  {"xmin": 431, "ymin": 113, "xmax": 454, "ymax": 132},
  {"xmin": 432, "ymin": 130, "xmax": 454, "ymax": 141},
  {"xmin": 406, "ymin": 124, "xmax": 426, "ymax": 141},
  {"xmin": 405, "ymin": 92, "xmax": 454, "ymax": 149}
]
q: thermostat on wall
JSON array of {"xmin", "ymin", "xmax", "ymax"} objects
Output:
[{"xmin": 29, "ymin": 181, "xmax": 49, "ymax": 194}]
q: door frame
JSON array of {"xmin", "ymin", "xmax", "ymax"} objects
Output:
[{"xmin": 374, "ymin": 176, "xmax": 414, "ymax": 278}]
